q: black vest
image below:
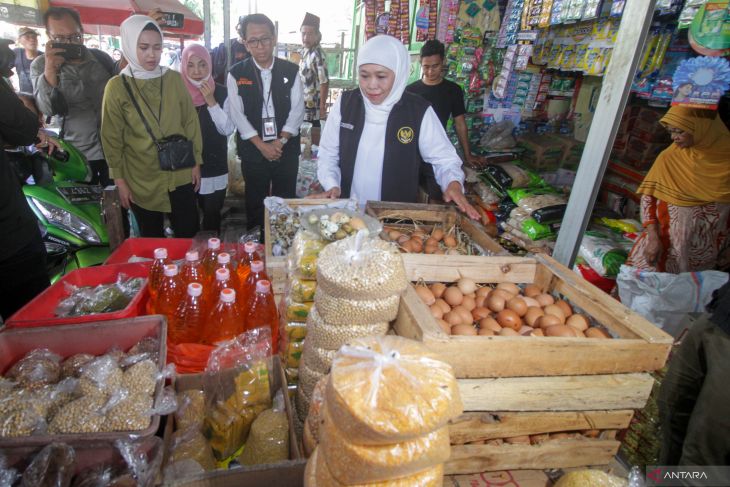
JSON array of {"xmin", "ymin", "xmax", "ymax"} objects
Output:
[
  {"xmin": 338, "ymin": 90, "xmax": 429, "ymax": 203},
  {"xmin": 229, "ymin": 57, "xmax": 300, "ymax": 160},
  {"xmin": 197, "ymin": 84, "xmax": 228, "ymax": 178}
]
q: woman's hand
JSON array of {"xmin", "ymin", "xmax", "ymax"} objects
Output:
[
  {"xmin": 643, "ymin": 224, "xmax": 663, "ymax": 265},
  {"xmin": 443, "ymin": 181, "xmax": 480, "ymax": 220},
  {"xmin": 200, "ymin": 81, "xmax": 217, "ymax": 108},
  {"xmin": 307, "ymin": 187, "xmax": 341, "ymax": 199},
  {"xmin": 115, "ymin": 178, "xmax": 133, "ymax": 209},
  {"xmin": 192, "ymin": 165, "xmax": 201, "ymax": 192}
]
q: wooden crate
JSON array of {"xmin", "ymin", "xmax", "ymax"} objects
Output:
[
  {"xmin": 365, "ymin": 201, "xmax": 507, "ymax": 258},
  {"xmin": 394, "ymin": 253, "xmax": 672, "ymax": 379},
  {"xmin": 264, "ymin": 198, "xmax": 345, "ymax": 295}
]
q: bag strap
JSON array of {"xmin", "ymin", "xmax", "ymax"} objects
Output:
[{"xmin": 121, "ymin": 75, "xmax": 161, "ymax": 150}]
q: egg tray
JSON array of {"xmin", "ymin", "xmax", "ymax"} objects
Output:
[{"xmin": 381, "ymin": 223, "xmax": 488, "ymax": 257}]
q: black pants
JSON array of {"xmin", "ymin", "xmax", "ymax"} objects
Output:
[
  {"xmin": 240, "ymin": 151, "xmax": 298, "ymax": 232},
  {"xmin": 88, "ymin": 159, "xmax": 112, "ymax": 187},
  {"xmin": 0, "ymin": 236, "xmax": 50, "ymax": 321},
  {"xmin": 131, "ymin": 183, "xmax": 200, "ymax": 238},
  {"xmin": 198, "ymin": 188, "xmax": 227, "ymax": 234}
]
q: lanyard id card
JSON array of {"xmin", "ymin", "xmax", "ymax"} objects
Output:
[{"xmin": 262, "ymin": 117, "xmax": 277, "ymax": 141}]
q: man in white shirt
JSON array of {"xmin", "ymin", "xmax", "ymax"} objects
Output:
[{"xmin": 227, "ymin": 13, "xmax": 304, "ymax": 231}]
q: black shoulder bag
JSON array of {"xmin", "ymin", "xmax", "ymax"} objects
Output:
[{"xmin": 121, "ymin": 74, "xmax": 196, "ymax": 171}]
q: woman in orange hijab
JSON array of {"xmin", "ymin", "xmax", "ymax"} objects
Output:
[{"xmin": 626, "ymin": 106, "xmax": 730, "ymax": 273}]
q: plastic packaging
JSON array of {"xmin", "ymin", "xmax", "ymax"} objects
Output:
[
  {"xmin": 150, "ymin": 264, "xmax": 183, "ymax": 317},
  {"xmin": 306, "ymin": 377, "xmax": 327, "ymax": 444},
  {"xmin": 148, "ymin": 247, "xmax": 171, "ymax": 298},
  {"xmin": 578, "ymin": 231, "xmax": 630, "ymax": 278},
  {"xmin": 317, "ymin": 232, "xmax": 407, "ymax": 301},
  {"xmin": 481, "ymin": 120, "xmax": 516, "ymax": 150},
  {"xmin": 174, "ymin": 389, "xmax": 206, "ymax": 432},
  {"xmin": 77, "ymin": 355, "xmax": 123, "ymax": 395},
  {"xmin": 170, "ymin": 283, "xmax": 206, "ymax": 345},
  {"xmin": 180, "ymin": 250, "xmax": 206, "ymax": 289},
  {"xmin": 473, "ymin": 182, "xmax": 502, "ymax": 206},
  {"xmin": 306, "ymin": 307, "xmax": 389, "ymax": 351},
  {"xmin": 245, "ymin": 280, "xmax": 279, "ymax": 353},
  {"xmin": 237, "ymin": 390, "xmax": 289, "ymax": 465},
  {"xmin": 20, "ymin": 442, "xmax": 76, "ymax": 487},
  {"xmin": 554, "ymin": 469, "xmax": 631, "ymax": 486},
  {"xmin": 60, "ymin": 353, "xmax": 94, "ymax": 380},
  {"xmin": 167, "ymin": 427, "xmax": 217, "ymax": 473},
  {"xmin": 325, "ymin": 335, "xmax": 462, "ymax": 445},
  {"xmin": 481, "ymin": 163, "xmax": 536, "ymax": 191},
  {"xmin": 203, "ymin": 328, "xmax": 273, "ymax": 461},
  {"xmin": 314, "ymin": 290, "xmax": 400, "ymax": 326},
  {"xmin": 55, "ymin": 274, "xmax": 145, "ymax": 318},
  {"xmin": 287, "ymin": 230, "xmax": 328, "ymax": 280},
  {"xmin": 202, "ymin": 288, "xmax": 245, "ymax": 346},
  {"xmin": 0, "ymin": 387, "xmax": 54, "ymax": 437},
  {"xmin": 301, "ymin": 340, "xmax": 336, "ymax": 375},
  {"xmin": 284, "ymin": 299, "xmax": 313, "ymax": 323},
  {"xmin": 0, "ymin": 455, "xmax": 18, "ymax": 486},
  {"xmin": 115, "ymin": 437, "xmax": 164, "ymax": 487},
  {"xmin": 289, "ymin": 278, "xmax": 317, "ymax": 303},
  {"xmin": 5, "ymin": 349, "xmax": 61, "ymax": 389}
]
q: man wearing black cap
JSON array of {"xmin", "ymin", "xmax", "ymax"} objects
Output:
[
  {"xmin": 299, "ymin": 12, "xmax": 329, "ymax": 141},
  {"xmin": 13, "ymin": 27, "xmax": 42, "ymax": 93}
]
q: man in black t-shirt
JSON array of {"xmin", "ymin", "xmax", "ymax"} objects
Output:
[{"xmin": 406, "ymin": 40, "xmax": 482, "ymax": 201}]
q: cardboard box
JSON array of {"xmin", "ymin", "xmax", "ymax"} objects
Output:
[
  {"xmin": 632, "ymin": 118, "xmax": 671, "ymax": 140},
  {"xmin": 517, "ymin": 134, "xmax": 567, "ymax": 171},
  {"xmin": 446, "ymin": 470, "xmax": 552, "ymax": 487},
  {"xmin": 623, "ymin": 136, "xmax": 668, "ymax": 170}
]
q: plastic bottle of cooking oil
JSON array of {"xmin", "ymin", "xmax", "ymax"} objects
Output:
[
  {"xmin": 202, "ymin": 288, "xmax": 244, "ymax": 345},
  {"xmin": 148, "ymin": 247, "xmax": 170, "ymax": 299},
  {"xmin": 236, "ymin": 240, "xmax": 260, "ymax": 285},
  {"xmin": 180, "ymin": 250, "xmax": 206, "ymax": 289},
  {"xmin": 170, "ymin": 282, "xmax": 205, "ymax": 344},
  {"xmin": 151, "ymin": 264, "xmax": 183, "ymax": 318},
  {"xmin": 212, "ymin": 252, "xmax": 240, "ymax": 292},
  {"xmin": 245, "ymin": 279, "xmax": 279, "ymax": 352},
  {"xmin": 201, "ymin": 237, "xmax": 222, "ymax": 278},
  {"xmin": 240, "ymin": 260, "xmax": 269, "ymax": 309}
]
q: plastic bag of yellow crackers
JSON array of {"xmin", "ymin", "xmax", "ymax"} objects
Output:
[{"xmin": 203, "ymin": 328, "xmax": 273, "ymax": 462}]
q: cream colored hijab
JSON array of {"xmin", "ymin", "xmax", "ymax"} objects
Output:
[
  {"xmin": 356, "ymin": 35, "xmax": 410, "ymax": 124},
  {"xmin": 120, "ymin": 15, "xmax": 168, "ymax": 80}
]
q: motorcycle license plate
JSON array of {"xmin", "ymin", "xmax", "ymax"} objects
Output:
[{"xmin": 57, "ymin": 185, "xmax": 103, "ymax": 204}]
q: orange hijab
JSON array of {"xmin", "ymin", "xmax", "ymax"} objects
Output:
[{"xmin": 637, "ymin": 106, "xmax": 730, "ymax": 207}]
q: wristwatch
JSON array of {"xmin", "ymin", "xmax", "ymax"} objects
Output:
[{"xmin": 278, "ymin": 136, "xmax": 288, "ymax": 146}]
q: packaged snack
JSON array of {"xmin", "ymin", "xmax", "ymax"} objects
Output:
[
  {"xmin": 238, "ymin": 390, "xmax": 289, "ymax": 465},
  {"xmin": 20, "ymin": 443, "xmax": 75, "ymax": 487},
  {"xmin": 283, "ymin": 340, "xmax": 305, "ymax": 369},
  {"xmin": 60, "ymin": 354, "xmax": 94, "ymax": 380},
  {"xmin": 289, "ymin": 278, "xmax": 317, "ymax": 303},
  {"xmin": 6, "ymin": 349, "xmax": 61, "ymax": 389},
  {"xmin": 507, "ymin": 187, "xmax": 568, "ymax": 223},
  {"xmin": 54, "ymin": 275, "xmax": 145, "ymax": 317},
  {"xmin": 578, "ymin": 230, "xmax": 631, "ymax": 277},
  {"xmin": 285, "ymin": 299, "xmax": 314, "ymax": 323},
  {"xmin": 167, "ymin": 428, "xmax": 217, "ymax": 472},
  {"xmin": 174, "ymin": 389, "xmax": 206, "ymax": 432}
]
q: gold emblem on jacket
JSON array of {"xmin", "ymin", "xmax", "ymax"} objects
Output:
[{"xmin": 397, "ymin": 126, "xmax": 414, "ymax": 144}]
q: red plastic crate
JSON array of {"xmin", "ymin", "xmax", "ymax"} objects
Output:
[
  {"xmin": 104, "ymin": 237, "xmax": 193, "ymax": 265},
  {"xmin": 5, "ymin": 262, "xmax": 149, "ymax": 328},
  {"xmin": 0, "ymin": 316, "xmax": 166, "ymax": 448}
]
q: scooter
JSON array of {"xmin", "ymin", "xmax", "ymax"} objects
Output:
[{"xmin": 7, "ymin": 139, "xmax": 110, "ymax": 282}]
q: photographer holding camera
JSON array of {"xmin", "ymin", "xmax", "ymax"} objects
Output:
[{"xmin": 31, "ymin": 7, "xmax": 115, "ymax": 186}]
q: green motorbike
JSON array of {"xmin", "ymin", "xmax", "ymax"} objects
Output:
[{"xmin": 9, "ymin": 139, "xmax": 110, "ymax": 282}]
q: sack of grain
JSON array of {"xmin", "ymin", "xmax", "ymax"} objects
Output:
[
  {"xmin": 315, "ymin": 290, "xmax": 400, "ymax": 326},
  {"xmin": 306, "ymin": 306, "xmax": 389, "ymax": 350}
]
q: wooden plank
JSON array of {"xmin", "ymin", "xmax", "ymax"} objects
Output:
[
  {"xmin": 102, "ymin": 186, "xmax": 124, "ymax": 251},
  {"xmin": 403, "ymin": 255, "xmax": 536, "ymax": 284},
  {"xmin": 458, "ymin": 373, "xmax": 654, "ymax": 411},
  {"xmin": 537, "ymin": 254, "xmax": 673, "ymax": 344},
  {"xmin": 393, "ymin": 285, "xmax": 443, "ymax": 341},
  {"xmin": 460, "ymin": 217, "xmax": 508, "ymax": 255},
  {"xmin": 445, "ymin": 440, "xmax": 620, "ymax": 474},
  {"xmin": 449, "ymin": 410, "xmax": 634, "ymax": 444},
  {"xmin": 365, "ymin": 201, "xmax": 455, "ymax": 224},
  {"xmin": 532, "ymin": 261, "xmax": 556, "ymax": 292}
]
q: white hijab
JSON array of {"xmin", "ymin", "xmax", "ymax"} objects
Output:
[
  {"xmin": 356, "ymin": 35, "xmax": 410, "ymax": 124},
  {"xmin": 120, "ymin": 15, "xmax": 168, "ymax": 80}
]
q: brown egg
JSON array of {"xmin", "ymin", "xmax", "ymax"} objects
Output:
[
  {"xmin": 415, "ymin": 286, "xmax": 436, "ymax": 305},
  {"xmin": 478, "ymin": 327, "xmax": 495, "ymax": 336},
  {"xmin": 388, "ymin": 230, "xmax": 402, "ymax": 241},
  {"xmin": 412, "ymin": 230, "xmax": 426, "ymax": 239},
  {"xmin": 430, "ymin": 283, "xmax": 447, "ymax": 299},
  {"xmin": 496, "ymin": 309, "xmax": 522, "ymax": 331},
  {"xmin": 400, "ymin": 240, "xmax": 414, "ymax": 253},
  {"xmin": 497, "ymin": 282, "xmax": 521, "ymax": 296},
  {"xmin": 475, "ymin": 294, "xmax": 487, "ymax": 308},
  {"xmin": 486, "ymin": 294, "xmax": 506, "ymax": 313},
  {"xmin": 519, "ymin": 325, "xmax": 534, "ymax": 335},
  {"xmin": 499, "ymin": 327, "xmax": 520, "ymax": 336},
  {"xmin": 555, "ymin": 299, "xmax": 573, "ymax": 318},
  {"xmin": 451, "ymin": 324, "xmax": 477, "ymax": 336},
  {"xmin": 543, "ymin": 304, "xmax": 566, "ymax": 324},
  {"xmin": 444, "ymin": 311, "xmax": 463, "ymax": 327},
  {"xmin": 581, "ymin": 429, "xmax": 601, "ymax": 438},
  {"xmin": 544, "ymin": 325, "xmax": 579, "ymax": 337},
  {"xmin": 437, "ymin": 319, "xmax": 451, "ymax": 335},
  {"xmin": 443, "ymin": 286, "xmax": 464, "ymax": 307},
  {"xmin": 424, "ymin": 244, "xmax": 437, "ymax": 254},
  {"xmin": 466, "ymin": 292, "xmax": 476, "ymax": 299},
  {"xmin": 535, "ymin": 293, "xmax": 555, "ymax": 307},
  {"xmin": 566, "ymin": 314, "xmax": 589, "ymax": 331},
  {"xmin": 479, "ymin": 317, "xmax": 502, "ymax": 333},
  {"xmin": 434, "ymin": 298, "xmax": 451, "ymax": 314},
  {"xmin": 476, "ymin": 286, "xmax": 492, "ymax": 298},
  {"xmin": 443, "ymin": 235, "xmax": 457, "ymax": 248},
  {"xmin": 431, "ymin": 228, "xmax": 445, "ymax": 242},
  {"xmin": 429, "ymin": 304, "xmax": 444, "ymax": 319},
  {"xmin": 490, "ymin": 289, "xmax": 514, "ymax": 301},
  {"xmin": 524, "ymin": 307, "xmax": 545, "ymax": 327},
  {"xmin": 452, "ymin": 306, "xmax": 473, "ymax": 325},
  {"xmin": 523, "ymin": 284, "xmax": 542, "ymax": 298},
  {"xmin": 397, "ymin": 234, "xmax": 411, "ymax": 244},
  {"xmin": 461, "ymin": 295, "xmax": 476, "ymax": 312},
  {"xmin": 506, "ymin": 296, "xmax": 528, "ymax": 317},
  {"xmin": 457, "ymin": 278, "xmax": 477, "ymax": 295},
  {"xmin": 530, "ymin": 328, "xmax": 545, "ymax": 337},
  {"xmin": 472, "ymin": 306, "xmax": 490, "ymax": 321},
  {"xmin": 530, "ymin": 433, "xmax": 550, "ymax": 445},
  {"xmin": 424, "ymin": 237, "xmax": 438, "ymax": 247},
  {"xmin": 410, "ymin": 239, "xmax": 424, "ymax": 253},
  {"xmin": 536, "ymin": 314, "xmax": 562, "ymax": 329},
  {"xmin": 585, "ymin": 327, "xmax": 611, "ymax": 339},
  {"xmin": 522, "ymin": 296, "xmax": 540, "ymax": 308}
]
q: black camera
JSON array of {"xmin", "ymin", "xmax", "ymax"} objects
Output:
[
  {"xmin": 160, "ymin": 12, "xmax": 184, "ymax": 29},
  {"xmin": 51, "ymin": 42, "xmax": 85, "ymax": 61}
]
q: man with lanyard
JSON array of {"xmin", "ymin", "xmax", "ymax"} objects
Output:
[
  {"xmin": 31, "ymin": 7, "xmax": 115, "ymax": 187},
  {"xmin": 227, "ymin": 14, "xmax": 304, "ymax": 233},
  {"xmin": 14, "ymin": 27, "xmax": 42, "ymax": 93},
  {"xmin": 299, "ymin": 12, "xmax": 329, "ymax": 144},
  {"xmin": 406, "ymin": 39, "xmax": 483, "ymax": 202}
]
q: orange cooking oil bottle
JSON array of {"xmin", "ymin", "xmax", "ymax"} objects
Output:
[
  {"xmin": 213, "ymin": 252, "xmax": 240, "ymax": 291},
  {"xmin": 245, "ymin": 280, "xmax": 279, "ymax": 352},
  {"xmin": 180, "ymin": 250, "xmax": 205, "ymax": 288},
  {"xmin": 148, "ymin": 247, "xmax": 170, "ymax": 299},
  {"xmin": 202, "ymin": 288, "xmax": 245, "ymax": 345},
  {"xmin": 169, "ymin": 282, "xmax": 205, "ymax": 345},
  {"xmin": 205, "ymin": 267, "xmax": 235, "ymax": 309},
  {"xmin": 236, "ymin": 240, "xmax": 260, "ymax": 284},
  {"xmin": 240, "ymin": 260, "xmax": 269, "ymax": 308},
  {"xmin": 151, "ymin": 263, "xmax": 183, "ymax": 318},
  {"xmin": 201, "ymin": 237, "xmax": 222, "ymax": 277}
]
